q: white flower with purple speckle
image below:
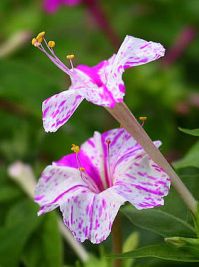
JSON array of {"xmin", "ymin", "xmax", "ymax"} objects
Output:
[
  {"xmin": 34, "ymin": 128, "xmax": 170, "ymax": 243},
  {"xmin": 33, "ymin": 34, "xmax": 165, "ymax": 132}
]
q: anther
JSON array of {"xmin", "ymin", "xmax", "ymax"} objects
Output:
[
  {"xmin": 79, "ymin": 167, "xmax": 85, "ymax": 172},
  {"xmin": 36, "ymin": 31, "xmax": 45, "ymax": 39},
  {"xmin": 32, "ymin": 38, "xmax": 37, "ymax": 46},
  {"xmin": 35, "ymin": 31, "xmax": 45, "ymax": 44},
  {"xmin": 66, "ymin": 54, "xmax": 75, "ymax": 60},
  {"xmin": 139, "ymin": 116, "xmax": 147, "ymax": 126},
  {"xmin": 71, "ymin": 144, "xmax": 80, "ymax": 153},
  {"xmin": 66, "ymin": 54, "xmax": 75, "ymax": 69},
  {"xmin": 48, "ymin": 41, "xmax": 56, "ymax": 48}
]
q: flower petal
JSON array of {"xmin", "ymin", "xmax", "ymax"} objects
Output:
[
  {"xmin": 54, "ymin": 153, "xmax": 101, "ymax": 193},
  {"xmin": 78, "ymin": 128, "xmax": 138, "ymax": 190},
  {"xmin": 42, "ymin": 89, "xmax": 83, "ymax": 132},
  {"xmin": 76, "ymin": 61, "xmax": 117, "ymax": 108},
  {"xmin": 34, "ymin": 165, "xmax": 90, "ymax": 215},
  {"xmin": 113, "ymin": 150, "xmax": 170, "ymax": 209},
  {"xmin": 60, "ymin": 187, "xmax": 125, "ymax": 243},
  {"xmin": 80, "ymin": 131, "xmax": 108, "ymax": 191},
  {"xmin": 112, "ymin": 35, "xmax": 165, "ymax": 73}
]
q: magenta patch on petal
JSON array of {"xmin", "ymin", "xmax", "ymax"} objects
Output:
[
  {"xmin": 119, "ymin": 84, "xmax": 125, "ymax": 93},
  {"xmin": 77, "ymin": 63, "xmax": 117, "ymax": 108}
]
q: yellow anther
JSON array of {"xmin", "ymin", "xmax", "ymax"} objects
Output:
[
  {"xmin": 48, "ymin": 41, "xmax": 56, "ymax": 48},
  {"xmin": 36, "ymin": 36, "xmax": 43, "ymax": 43},
  {"xmin": 71, "ymin": 144, "xmax": 80, "ymax": 153},
  {"xmin": 139, "ymin": 116, "xmax": 147, "ymax": 122},
  {"xmin": 36, "ymin": 31, "xmax": 45, "ymax": 39},
  {"xmin": 66, "ymin": 54, "xmax": 75, "ymax": 60},
  {"xmin": 32, "ymin": 38, "xmax": 37, "ymax": 46},
  {"xmin": 35, "ymin": 32, "xmax": 45, "ymax": 44},
  {"xmin": 79, "ymin": 167, "xmax": 85, "ymax": 172}
]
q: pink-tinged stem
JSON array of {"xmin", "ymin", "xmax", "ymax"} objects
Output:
[
  {"xmin": 106, "ymin": 102, "xmax": 197, "ymax": 215},
  {"xmin": 112, "ymin": 214, "xmax": 122, "ymax": 267},
  {"xmin": 162, "ymin": 26, "xmax": 197, "ymax": 66},
  {"xmin": 83, "ymin": 0, "xmax": 120, "ymax": 49}
]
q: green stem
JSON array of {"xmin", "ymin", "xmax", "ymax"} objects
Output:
[
  {"xmin": 106, "ymin": 102, "xmax": 197, "ymax": 215},
  {"xmin": 112, "ymin": 214, "xmax": 123, "ymax": 267}
]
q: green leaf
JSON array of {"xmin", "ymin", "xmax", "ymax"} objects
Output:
[
  {"xmin": 165, "ymin": 236, "xmax": 199, "ymax": 249},
  {"xmin": 113, "ymin": 244, "xmax": 199, "ymax": 262},
  {"xmin": 179, "ymin": 127, "xmax": 199, "ymax": 136},
  {"xmin": 0, "ymin": 200, "xmax": 41, "ymax": 267},
  {"xmin": 173, "ymin": 141, "xmax": 199, "ymax": 169},
  {"xmin": 22, "ymin": 213, "xmax": 63, "ymax": 267},
  {"xmin": 123, "ymin": 206, "xmax": 195, "ymax": 237}
]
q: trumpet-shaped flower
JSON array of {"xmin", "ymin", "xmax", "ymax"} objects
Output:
[
  {"xmin": 32, "ymin": 33, "xmax": 165, "ymax": 132},
  {"xmin": 34, "ymin": 128, "xmax": 170, "ymax": 243},
  {"xmin": 43, "ymin": 0, "xmax": 81, "ymax": 13}
]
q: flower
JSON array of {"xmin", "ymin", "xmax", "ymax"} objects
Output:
[
  {"xmin": 32, "ymin": 33, "xmax": 165, "ymax": 132},
  {"xmin": 34, "ymin": 128, "xmax": 170, "ymax": 243},
  {"xmin": 43, "ymin": 0, "xmax": 81, "ymax": 13}
]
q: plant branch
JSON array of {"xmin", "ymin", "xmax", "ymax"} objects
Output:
[{"xmin": 106, "ymin": 102, "xmax": 197, "ymax": 215}]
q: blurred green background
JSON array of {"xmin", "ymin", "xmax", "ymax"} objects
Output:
[{"xmin": 0, "ymin": 0, "xmax": 199, "ymax": 266}]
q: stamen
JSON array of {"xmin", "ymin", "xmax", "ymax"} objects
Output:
[
  {"xmin": 36, "ymin": 31, "xmax": 45, "ymax": 39},
  {"xmin": 71, "ymin": 144, "xmax": 86, "ymax": 180},
  {"xmin": 32, "ymin": 38, "xmax": 39, "ymax": 47},
  {"xmin": 71, "ymin": 144, "xmax": 80, "ymax": 153},
  {"xmin": 139, "ymin": 116, "xmax": 147, "ymax": 126},
  {"xmin": 48, "ymin": 41, "xmax": 56, "ymax": 48},
  {"xmin": 66, "ymin": 54, "xmax": 75, "ymax": 70},
  {"xmin": 36, "ymin": 31, "xmax": 45, "ymax": 43},
  {"xmin": 32, "ymin": 32, "xmax": 76, "ymax": 78},
  {"xmin": 105, "ymin": 139, "xmax": 112, "ymax": 186}
]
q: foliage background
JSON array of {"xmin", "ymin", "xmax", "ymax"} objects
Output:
[{"xmin": 0, "ymin": 0, "xmax": 199, "ymax": 266}]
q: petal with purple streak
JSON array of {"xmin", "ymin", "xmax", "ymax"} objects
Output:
[
  {"xmin": 76, "ymin": 59, "xmax": 117, "ymax": 108},
  {"xmin": 112, "ymin": 35, "xmax": 165, "ymax": 74},
  {"xmin": 42, "ymin": 89, "xmax": 83, "ymax": 132},
  {"xmin": 60, "ymin": 187, "xmax": 125, "ymax": 243},
  {"xmin": 34, "ymin": 166, "xmax": 91, "ymax": 215},
  {"xmin": 113, "ymin": 151, "xmax": 170, "ymax": 209}
]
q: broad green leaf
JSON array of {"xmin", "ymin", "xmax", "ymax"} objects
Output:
[
  {"xmin": 0, "ymin": 200, "xmax": 41, "ymax": 267},
  {"xmin": 179, "ymin": 127, "xmax": 199, "ymax": 136},
  {"xmin": 165, "ymin": 236, "xmax": 199, "ymax": 248},
  {"xmin": 23, "ymin": 213, "xmax": 63, "ymax": 267},
  {"xmin": 113, "ymin": 244, "xmax": 199, "ymax": 262},
  {"xmin": 123, "ymin": 207, "xmax": 195, "ymax": 237},
  {"xmin": 173, "ymin": 141, "xmax": 199, "ymax": 169}
]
